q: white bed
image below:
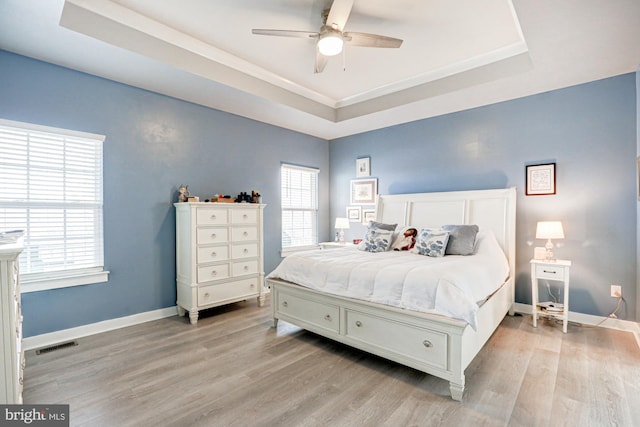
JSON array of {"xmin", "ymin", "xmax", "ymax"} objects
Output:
[{"xmin": 266, "ymin": 187, "xmax": 516, "ymax": 401}]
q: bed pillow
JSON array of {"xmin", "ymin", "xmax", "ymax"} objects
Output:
[
  {"xmin": 368, "ymin": 221, "xmax": 397, "ymax": 232},
  {"xmin": 442, "ymin": 224, "xmax": 479, "ymax": 255},
  {"xmin": 411, "ymin": 229, "xmax": 450, "ymax": 257},
  {"xmin": 359, "ymin": 228, "xmax": 394, "ymax": 252}
]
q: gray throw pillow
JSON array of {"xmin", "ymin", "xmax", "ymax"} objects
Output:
[
  {"xmin": 442, "ymin": 224, "xmax": 480, "ymax": 255},
  {"xmin": 368, "ymin": 221, "xmax": 397, "ymax": 232}
]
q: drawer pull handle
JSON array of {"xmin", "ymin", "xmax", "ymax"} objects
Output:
[
  {"xmin": 243, "ymin": 249, "xmax": 249, "ymax": 254},
  {"xmin": 211, "ymin": 233, "xmax": 217, "ymax": 239},
  {"xmin": 243, "ymin": 214, "xmax": 248, "ymax": 219},
  {"xmin": 211, "ymin": 270, "xmax": 217, "ymax": 276},
  {"xmin": 243, "ymin": 231, "xmax": 249, "ymax": 237},
  {"xmin": 211, "ymin": 251, "xmax": 217, "ymax": 257},
  {"xmin": 243, "ymin": 266, "xmax": 249, "ymax": 271},
  {"xmin": 211, "ymin": 214, "xmax": 216, "ymax": 220},
  {"xmin": 282, "ymin": 301, "xmax": 288, "ymax": 307},
  {"xmin": 250, "ymin": 283, "xmax": 255, "ymax": 288},
  {"xmin": 355, "ymin": 321, "xmax": 362, "ymax": 327},
  {"xmin": 204, "ymin": 292, "xmax": 210, "ymax": 298},
  {"xmin": 324, "ymin": 314, "xmax": 332, "ymax": 321},
  {"xmin": 423, "ymin": 340, "xmax": 433, "ymax": 348},
  {"xmin": 543, "ymin": 270, "xmax": 556, "ymax": 274}
]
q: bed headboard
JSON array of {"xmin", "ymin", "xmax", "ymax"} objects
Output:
[{"xmin": 375, "ymin": 187, "xmax": 517, "ymax": 274}]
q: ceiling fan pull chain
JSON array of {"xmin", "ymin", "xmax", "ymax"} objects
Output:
[{"xmin": 342, "ymin": 47, "xmax": 346, "ymax": 71}]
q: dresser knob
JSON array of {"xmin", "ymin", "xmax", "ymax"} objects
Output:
[
  {"xmin": 423, "ymin": 340, "xmax": 433, "ymax": 348},
  {"xmin": 204, "ymin": 292, "xmax": 210, "ymax": 298},
  {"xmin": 250, "ymin": 283, "xmax": 255, "ymax": 288},
  {"xmin": 211, "ymin": 233, "xmax": 217, "ymax": 239},
  {"xmin": 243, "ymin": 266, "xmax": 249, "ymax": 271},
  {"xmin": 211, "ymin": 270, "xmax": 217, "ymax": 276},
  {"xmin": 243, "ymin": 231, "xmax": 249, "ymax": 236},
  {"xmin": 243, "ymin": 214, "xmax": 248, "ymax": 219},
  {"xmin": 282, "ymin": 301, "xmax": 288, "ymax": 307},
  {"xmin": 211, "ymin": 251, "xmax": 217, "ymax": 257},
  {"xmin": 324, "ymin": 314, "xmax": 332, "ymax": 321},
  {"xmin": 243, "ymin": 249, "xmax": 249, "ymax": 254},
  {"xmin": 211, "ymin": 214, "xmax": 216, "ymax": 220},
  {"xmin": 355, "ymin": 321, "xmax": 362, "ymax": 327}
]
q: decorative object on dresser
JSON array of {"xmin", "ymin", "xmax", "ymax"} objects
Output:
[
  {"xmin": 0, "ymin": 239, "xmax": 24, "ymax": 404},
  {"xmin": 174, "ymin": 202, "xmax": 266, "ymax": 325},
  {"xmin": 178, "ymin": 184, "xmax": 190, "ymax": 202}
]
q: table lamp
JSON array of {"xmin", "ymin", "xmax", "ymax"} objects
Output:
[
  {"xmin": 536, "ymin": 221, "xmax": 564, "ymax": 260},
  {"xmin": 334, "ymin": 217, "xmax": 350, "ymax": 243}
]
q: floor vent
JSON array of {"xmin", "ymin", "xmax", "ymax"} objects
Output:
[{"xmin": 36, "ymin": 340, "xmax": 78, "ymax": 355}]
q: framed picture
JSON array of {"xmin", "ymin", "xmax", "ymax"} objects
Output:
[
  {"xmin": 350, "ymin": 178, "xmax": 377, "ymax": 205},
  {"xmin": 346, "ymin": 206, "xmax": 361, "ymax": 222},
  {"xmin": 526, "ymin": 163, "xmax": 556, "ymax": 196},
  {"xmin": 356, "ymin": 157, "xmax": 370, "ymax": 177},
  {"xmin": 362, "ymin": 209, "xmax": 376, "ymax": 225}
]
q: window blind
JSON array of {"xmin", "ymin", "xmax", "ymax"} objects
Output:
[
  {"xmin": 281, "ymin": 164, "xmax": 319, "ymax": 248},
  {"xmin": 0, "ymin": 119, "xmax": 105, "ymax": 284}
]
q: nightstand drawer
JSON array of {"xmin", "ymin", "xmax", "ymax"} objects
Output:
[{"xmin": 535, "ymin": 264, "xmax": 565, "ymax": 281}]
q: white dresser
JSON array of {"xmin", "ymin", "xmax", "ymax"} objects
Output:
[
  {"xmin": 0, "ymin": 241, "xmax": 24, "ymax": 404},
  {"xmin": 174, "ymin": 203, "xmax": 266, "ymax": 324}
]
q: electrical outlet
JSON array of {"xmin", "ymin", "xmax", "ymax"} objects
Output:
[{"xmin": 610, "ymin": 285, "xmax": 622, "ymax": 298}]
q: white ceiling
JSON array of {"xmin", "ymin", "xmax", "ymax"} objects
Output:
[{"xmin": 0, "ymin": 0, "xmax": 639, "ymax": 139}]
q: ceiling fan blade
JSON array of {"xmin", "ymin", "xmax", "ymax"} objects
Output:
[
  {"xmin": 314, "ymin": 50, "xmax": 329, "ymax": 73},
  {"xmin": 326, "ymin": 0, "xmax": 354, "ymax": 31},
  {"xmin": 343, "ymin": 32, "xmax": 403, "ymax": 48},
  {"xmin": 252, "ymin": 29, "xmax": 319, "ymax": 39}
]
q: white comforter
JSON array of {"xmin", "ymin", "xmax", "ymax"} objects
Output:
[{"xmin": 267, "ymin": 231, "xmax": 510, "ymax": 330}]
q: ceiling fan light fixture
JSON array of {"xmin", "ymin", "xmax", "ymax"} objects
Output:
[{"xmin": 318, "ymin": 33, "xmax": 343, "ymax": 56}]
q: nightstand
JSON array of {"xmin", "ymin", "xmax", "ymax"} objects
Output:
[
  {"xmin": 530, "ymin": 259, "xmax": 571, "ymax": 333},
  {"xmin": 319, "ymin": 241, "xmax": 355, "ymax": 250}
]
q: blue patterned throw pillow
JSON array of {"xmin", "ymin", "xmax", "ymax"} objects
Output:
[
  {"xmin": 361, "ymin": 228, "xmax": 394, "ymax": 252},
  {"xmin": 412, "ymin": 229, "xmax": 450, "ymax": 257}
]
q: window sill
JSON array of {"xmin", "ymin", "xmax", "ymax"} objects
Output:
[{"xmin": 21, "ymin": 270, "xmax": 110, "ymax": 293}]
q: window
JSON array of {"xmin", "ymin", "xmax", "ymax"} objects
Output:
[
  {"xmin": 281, "ymin": 163, "xmax": 319, "ymax": 252},
  {"xmin": 0, "ymin": 119, "xmax": 108, "ymax": 292}
]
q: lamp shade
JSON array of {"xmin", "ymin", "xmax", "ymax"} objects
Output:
[
  {"xmin": 536, "ymin": 221, "xmax": 564, "ymax": 239},
  {"xmin": 334, "ymin": 217, "xmax": 350, "ymax": 229}
]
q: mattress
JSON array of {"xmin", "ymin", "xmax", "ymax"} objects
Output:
[{"xmin": 267, "ymin": 230, "xmax": 510, "ymax": 330}]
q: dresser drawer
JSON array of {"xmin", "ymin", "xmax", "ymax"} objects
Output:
[
  {"xmin": 232, "ymin": 243, "xmax": 258, "ymax": 259},
  {"xmin": 197, "ymin": 228, "xmax": 229, "ymax": 245},
  {"xmin": 197, "ymin": 246, "xmax": 229, "ymax": 264},
  {"xmin": 231, "ymin": 226, "xmax": 257, "ymax": 242},
  {"xmin": 197, "ymin": 264, "xmax": 230, "ymax": 283},
  {"xmin": 232, "ymin": 260, "xmax": 258, "ymax": 276},
  {"xmin": 535, "ymin": 264, "xmax": 565, "ymax": 281},
  {"xmin": 198, "ymin": 278, "xmax": 259, "ymax": 306},
  {"xmin": 196, "ymin": 208, "xmax": 228, "ymax": 225},
  {"xmin": 345, "ymin": 310, "xmax": 448, "ymax": 370},
  {"xmin": 277, "ymin": 291, "xmax": 340, "ymax": 334},
  {"xmin": 231, "ymin": 209, "xmax": 258, "ymax": 225}
]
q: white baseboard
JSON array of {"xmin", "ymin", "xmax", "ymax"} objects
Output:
[
  {"xmin": 514, "ymin": 303, "xmax": 640, "ymax": 348},
  {"xmin": 23, "ymin": 306, "xmax": 178, "ymax": 351}
]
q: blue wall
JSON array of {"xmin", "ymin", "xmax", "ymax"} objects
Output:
[
  {"xmin": 0, "ymin": 50, "xmax": 330, "ymax": 337},
  {"xmin": 330, "ymin": 74, "xmax": 638, "ymax": 320}
]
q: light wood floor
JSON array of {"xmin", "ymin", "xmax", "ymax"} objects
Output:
[{"xmin": 24, "ymin": 298, "xmax": 640, "ymax": 427}]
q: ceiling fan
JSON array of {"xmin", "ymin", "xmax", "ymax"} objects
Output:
[{"xmin": 251, "ymin": 0, "xmax": 403, "ymax": 73}]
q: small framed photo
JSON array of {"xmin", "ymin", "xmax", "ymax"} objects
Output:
[
  {"xmin": 362, "ymin": 209, "xmax": 376, "ymax": 225},
  {"xmin": 346, "ymin": 206, "xmax": 361, "ymax": 222},
  {"xmin": 350, "ymin": 178, "xmax": 377, "ymax": 205},
  {"xmin": 356, "ymin": 157, "xmax": 370, "ymax": 177},
  {"xmin": 526, "ymin": 163, "xmax": 556, "ymax": 196}
]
